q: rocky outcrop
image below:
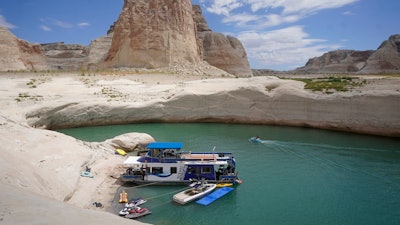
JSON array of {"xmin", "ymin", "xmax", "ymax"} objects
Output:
[
  {"xmin": 41, "ymin": 42, "xmax": 89, "ymax": 71},
  {"xmin": 193, "ymin": 5, "xmax": 252, "ymax": 77},
  {"xmin": 296, "ymin": 50, "xmax": 374, "ymax": 73},
  {"xmin": 102, "ymin": 132, "xmax": 155, "ymax": 152},
  {"xmin": 85, "ymin": 34, "xmax": 114, "ymax": 70},
  {"xmin": 102, "ymin": 0, "xmax": 201, "ymax": 69},
  {"xmin": 296, "ymin": 34, "xmax": 400, "ymax": 74},
  {"xmin": 362, "ymin": 34, "xmax": 400, "ymax": 73},
  {"xmin": 200, "ymin": 32, "xmax": 252, "ymax": 77},
  {"xmin": 0, "ymin": 27, "xmax": 48, "ymax": 71}
]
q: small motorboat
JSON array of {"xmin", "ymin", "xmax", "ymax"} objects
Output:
[
  {"xmin": 173, "ymin": 179, "xmax": 217, "ymax": 205},
  {"xmin": 119, "ymin": 206, "xmax": 152, "ymax": 219},
  {"xmin": 249, "ymin": 136, "xmax": 264, "ymax": 143},
  {"xmin": 125, "ymin": 197, "xmax": 147, "ymax": 208}
]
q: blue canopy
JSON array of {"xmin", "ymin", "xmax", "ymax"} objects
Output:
[{"xmin": 147, "ymin": 142, "xmax": 183, "ymax": 150}]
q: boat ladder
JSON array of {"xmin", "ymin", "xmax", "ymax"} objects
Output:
[{"xmin": 177, "ymin": 165, "xmax": 187, "ymax": 180}]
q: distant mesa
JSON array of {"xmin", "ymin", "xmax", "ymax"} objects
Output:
[{"xmin": 294, "ymin": 34, "xmax": 400, "ymax": 74}]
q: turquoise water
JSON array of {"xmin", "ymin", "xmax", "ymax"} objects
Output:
[{"xmin": 57, "ymin": 123, "xmax": 400, "ymax": 225}]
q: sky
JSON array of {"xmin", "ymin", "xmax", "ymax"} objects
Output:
[{"xmin": 0, "ymin": 0, "xmax": 398, "ymax": 70}]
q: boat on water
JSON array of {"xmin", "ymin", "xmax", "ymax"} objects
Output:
[
  {"xmin": 119, "ymin": 197, "xmax": 150, "ymax": 218},
  {"xmin": 125, "ymin": 197, "xmax": 147, "ymax": 208},
  {"xmin": 249, "ymin": 136, "xmax": 264, "ymax": 143},
  {"xmin": 173, "ymin": 179, "xmax": 217, "ymax": 205},
  {"xmin": 119, "ymin": 206, "xmax": 152, "ymax": 219},
  {"xmin": 121, "ymin": 142, "xmax": 240, "ymax": 185}
]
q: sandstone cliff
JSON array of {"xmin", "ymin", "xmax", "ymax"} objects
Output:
[
  {"xmin": 193, "ymin": 5, "xmax": 252, "ymax": 77},
  {"xmin": 85, "ymin": 33, "xmax": 114, "ymax": 70},
  {"xmin": 41, "ymin": 42, "xmax": 89, "ymax": 71},
  {"xmin": 0, "ymin": 27, "xmax": 48, "ymax": 71},
  {"xmin": 362, "ymin": 34, "xmax": 400, "ymax": 73},
  {"xmin": 102, "ymin": 0, "xmax": 201, "ymax": 69},
  {"xmin": 296, "ymin": 34, "xmax": 400, "ymax": 74}
]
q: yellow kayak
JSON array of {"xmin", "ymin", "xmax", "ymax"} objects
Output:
[
  {"xmin": 115, "ymin": 148, "xmax": 127, "ymax": 156},
  {"xmin": 216, "ymin": 183, "xmax": 233, "ymax": 188}
]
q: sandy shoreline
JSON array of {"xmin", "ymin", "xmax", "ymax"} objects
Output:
[{"xmin": 0, "ymin": 72, "xmax": 399, "ymax": 224}]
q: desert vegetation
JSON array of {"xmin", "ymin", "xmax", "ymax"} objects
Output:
[{"xmin": 286, "ymin": 76, "xmax": 367, "ymax": 93}]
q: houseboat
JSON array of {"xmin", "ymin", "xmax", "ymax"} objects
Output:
[{"xmin": 121, "ymin": 142, "xmax": 240, "ymax": 185}]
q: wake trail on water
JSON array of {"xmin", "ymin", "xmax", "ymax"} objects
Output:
[{"xmin": 262, "ymin": 140, "xmax": 400, "ymax": 189}]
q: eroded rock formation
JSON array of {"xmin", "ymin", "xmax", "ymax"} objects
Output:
[
  {"xmin": 0, "ymin": 27, "xmax": 48, "ymax": 71},
  {"xmin": 296, "ymin": 50, "xmax": 374, "ymax": 73},
  {"xmin": 296, "ymin": 34, "xmax": 400, "ymax": 74},
  {"xmin": 102, "ymin": 0, "xmax": 201, "ymax": 69},
  {"xmin": 41, "ymin": 42, "xmax": 89, "ymax": 71},
  {"xmin": 85, "ymin": 34, "xmax": 114, "ymax": 70},
  {"xmin": 362, "ymin": 34, "xmax": 400, "ymax": 73},
  {"xmin": 192, "ymin": 5, "xmax": 252, "ymax": 77},
  {"xmin": 103, "ymin": 132, "xmax": 155, "ymax": 152}
]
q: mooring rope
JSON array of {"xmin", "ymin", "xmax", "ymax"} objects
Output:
[
  {"xmin": 145, "ymin": 186, "xmax": 189, "ymax": 201},
  {"xmin": 128, "ymin": 182, "xmax": 161, "ymax": 188}
]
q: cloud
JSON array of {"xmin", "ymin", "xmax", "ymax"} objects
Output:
[
  {"xmin": 206, "ymin": 0, "xmax": 243, "ymax": 16},
  {"xmin": 77, "ymin": 22, "xmax": 90, "ymax": 27},
  {"xmin": 238, "ymin": 26, "xmax": 342, "ymax": 69},
  {"xmin": 0, "ymin": 15, "xmax": 16, "ymax": 29},
  {"xmin": 342, "ymin": 11, "xmax": 355, "ymax": 15},
  {"xmin": 54, "ymin": 20, "xmax": 73, "ymax": 28},
  {"xmin": 204, "ymin": 0, "xmax": 359, "ymax": 28},
  {"xmin": 40, "ymin": 25, "xmax": 51, "ymax": 31}
]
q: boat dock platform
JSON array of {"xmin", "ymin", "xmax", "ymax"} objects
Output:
[{"xmin": 196, "ymin": 187, "xmax": 234, "ymax": 206}]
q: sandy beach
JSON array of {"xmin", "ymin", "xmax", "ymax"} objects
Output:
[{"xmin": 0, "ymin": 72, "xmax": 399, "ymax": 225}]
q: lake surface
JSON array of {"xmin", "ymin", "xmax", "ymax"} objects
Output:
[{"xmin": 57, "ymin": 123, "xmax": 400, "ymax": 225}]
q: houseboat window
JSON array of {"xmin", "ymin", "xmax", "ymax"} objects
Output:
[
  {"xmin": 187, "ymin": 166, "xmax": 196, "ymax": 174},
  {"xmin": 201, "ymin": 166, "xmax": 213, "ymax": 174},
  {"xmin": 152, "ymin": 167, "xmax": 163, "ymax": 174},
  {"xmin": 170, "ymin": 167, "xmax": 177, "ymax": 174}
]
